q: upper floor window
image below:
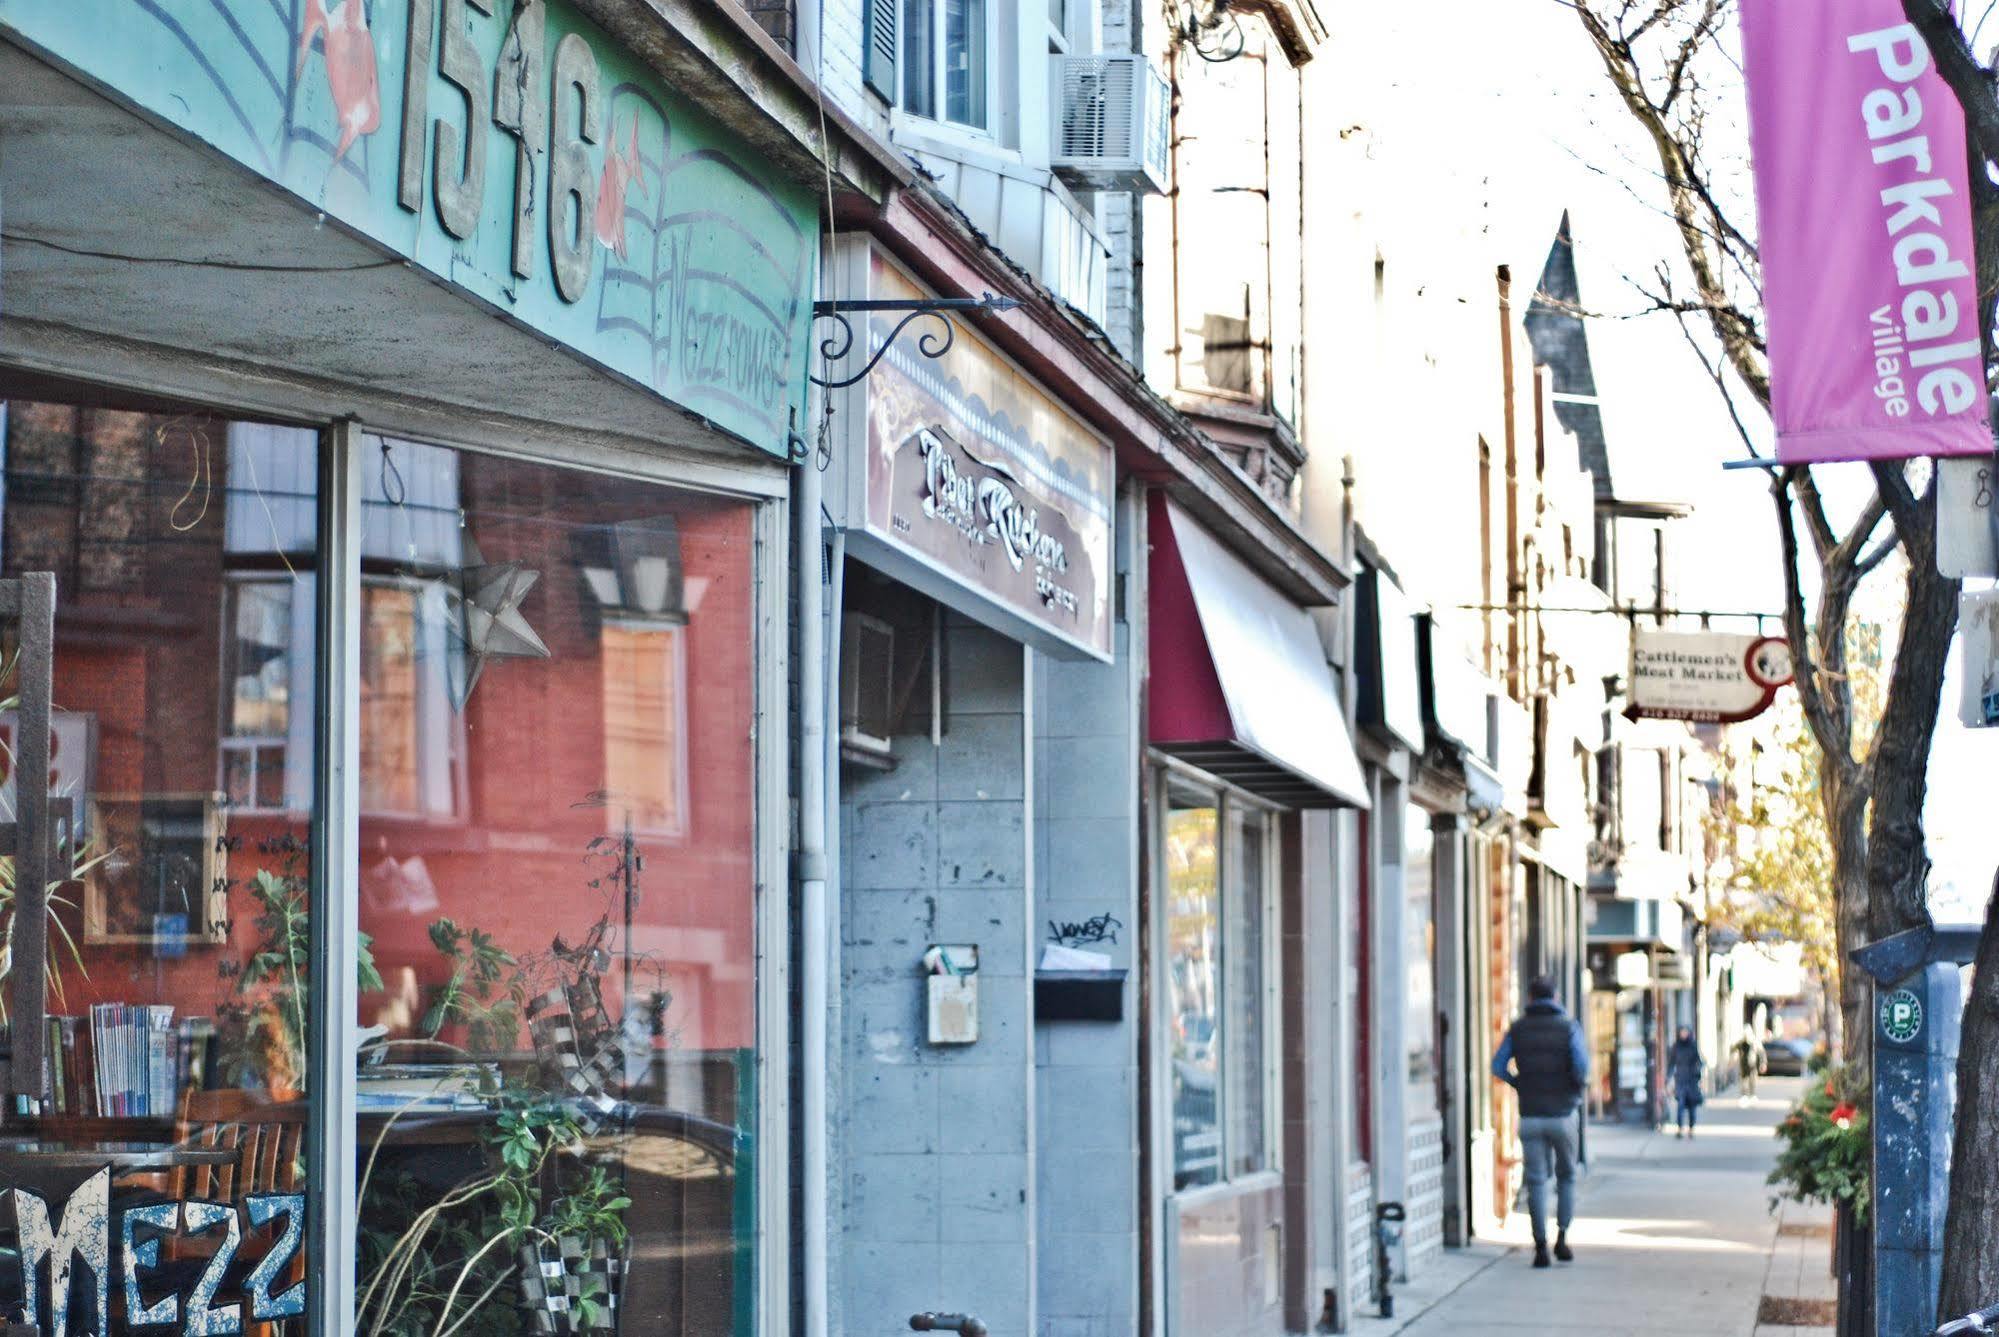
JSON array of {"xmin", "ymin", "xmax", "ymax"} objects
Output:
[{"xmin": 900, "ymin": 0, "xmax": 988, "ymax": 129}]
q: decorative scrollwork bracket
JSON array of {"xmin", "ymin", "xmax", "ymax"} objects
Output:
[{"xmin": 809, "ymin": 295, "xmax": 1023, "ymax": 389}]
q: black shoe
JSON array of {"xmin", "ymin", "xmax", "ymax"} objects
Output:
[
  {"xmin": 1532, "ymin": 1244, "xmax": 1551, "ymax": 1269},
  {"xmin": 1554, "ymin": 1235, "xmax": 1573, "ymax": 1263}
]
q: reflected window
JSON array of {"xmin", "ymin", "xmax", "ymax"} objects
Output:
[
  {"xmin": 353, "ymin": 438, "xmax": 757, "ymax": 1336},
  {"xmin": 0, "ymin": 395, "xmax": 320, "ymax": 1332}
]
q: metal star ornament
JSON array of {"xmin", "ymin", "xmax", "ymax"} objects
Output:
[{"xmin": 446, "ymin": 540, "xmax": 551, "ymax": 707}]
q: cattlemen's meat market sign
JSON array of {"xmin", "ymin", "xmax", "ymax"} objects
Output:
[{"xmin": 1628, "ymin": 629, "xmax": 1795, "ymax": 723}]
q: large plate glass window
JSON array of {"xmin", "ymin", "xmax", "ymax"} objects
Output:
[
  {"xmin": 1162, "ymin": 773, "xmax": 1277, "ymax": 1193},
  {"xmin": 1405, "ymin": 810, "xmax": 1439, "ymax": 1118},
  {"xmin": 0, "ymin": 394, "xmax": 320, "ymax": 1335},
  {"xmin": 349, "ymin": 437, "xmax": 759, "ymax": 1336}
]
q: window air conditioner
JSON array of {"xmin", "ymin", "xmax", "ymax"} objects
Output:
[
  {"xmin": 840, "ymin": 613, "xmax": 896, "ymax": 760},
  {"xmin": 1052, "ymin": 54, "xmax": 1170, "ymax": 195}
]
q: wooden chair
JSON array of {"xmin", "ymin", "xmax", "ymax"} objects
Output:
[
  {"xmin": 172, "ymin": 1088, "xmax": 305, "ymax": 1201},
  {"xmin": 171, "ymin": 1089, "xmax": 307, "ymax": 1335}
]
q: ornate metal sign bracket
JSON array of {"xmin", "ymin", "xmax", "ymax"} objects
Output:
[{"xmin": 810, "ymin": 295, "xmax": 1022, "ymax": 390}]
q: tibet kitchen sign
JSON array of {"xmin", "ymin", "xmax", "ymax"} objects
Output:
[
  {"xmin": 1741, "ymin": 0, "xmax": 1991, "ymax": 464},
  {"xmin": 0, "ymin": 0, "xmax": 817, "ymax": 453},
  {"xmin": 856, "ymin": 254, "xmax": 1114, "ymax": 661},
  {"xmin": 1629, "ymin": 630, "xmax": 1795, "ymax": 723}
]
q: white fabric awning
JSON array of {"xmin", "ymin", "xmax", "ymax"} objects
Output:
[{"xmin": 1152, "ymin": 500, "xmax": 1369, "ymax": 808}]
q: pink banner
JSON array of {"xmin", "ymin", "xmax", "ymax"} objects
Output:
[{"xmin": 1743, "ymin": 0, "xmax": 1992, "ymax": 463}]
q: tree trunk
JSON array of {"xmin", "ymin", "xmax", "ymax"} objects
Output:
[
  {"xmin": 1865, "ymin": 550, "xmax": 1956, "ymax": 947},
  {"xmin": 1824, "ymin": 765, "xmax": 1873, "ymax": 1080},
  {"xmin": 1939, "ymin": 875, "xmax": 1999, "ymax": 1318}
]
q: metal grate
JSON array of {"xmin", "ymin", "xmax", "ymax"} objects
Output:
[
  {"xmin": 1052, "ymin": 55, "xmax": 1169, "ymax": 193},
  {"xmin": 1058, "ymin": 56, "xmax": 1138, "ymax": 160}
]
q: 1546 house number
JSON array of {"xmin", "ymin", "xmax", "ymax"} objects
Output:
[
  {"xmin": 399, "ymin": 0, "xmax": 611, "ymax": 304},
  {"xmin": 9, "ymin": 1169, "xmax": 305, "ymax": 1335}
]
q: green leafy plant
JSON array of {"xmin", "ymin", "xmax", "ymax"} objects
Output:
[
  {"xmin": 1769, "ymin": 1066, "xmax": 1871, "ymax": 1220},
  {"xmin": 357, "ymin": 912, "xmax": 636, "ymax": 1336},
  {"xmin": 422, "ymin": 918, "xmax": 519, "ymax": 1053},
  {"xmin": 226, "ymin": 850, "xmax": 382, "ymax": 1090},
  {"xmin": 0, "ymin": 653, "xmax": 101, "ymax": 1020}
]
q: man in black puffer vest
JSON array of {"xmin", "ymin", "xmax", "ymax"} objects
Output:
[{"xmin": 1491, "ymin": 975, "xmax": 1588, "ymax": 1268}]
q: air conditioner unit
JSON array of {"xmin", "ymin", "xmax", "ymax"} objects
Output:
[
  {"xmin": 1052, "ymin": 54, "xmax": 1170, "ymax": 195},
  {"xmin": 840, "ymin": 613, "xmax": 896, "ymax": 760}
]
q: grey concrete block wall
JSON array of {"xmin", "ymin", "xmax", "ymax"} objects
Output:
[
  {"xmin": 1032, "ymin": 616, "xmax": 1141, "ymax": 1337},
  {"xmin": 839, "ymin": 615, "xmax": 1034, "ymax": 1335}
]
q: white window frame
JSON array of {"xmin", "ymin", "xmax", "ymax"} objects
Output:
[
  {"xmin": 894, "ymin": 0, "xmax": 998, "ymax": 136},
  {"xmin": 217, "ymin": 571, "xmax": 317, "ymax": 815}
]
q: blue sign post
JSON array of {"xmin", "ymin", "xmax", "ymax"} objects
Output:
[{"xmin": 1853, "ymin": 925, "xmax": 1978, "ymax": 1337}]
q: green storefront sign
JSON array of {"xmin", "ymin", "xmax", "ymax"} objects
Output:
[{"xmin": 0, "ymin": 0, "xmax": 817, "ymax": 455}]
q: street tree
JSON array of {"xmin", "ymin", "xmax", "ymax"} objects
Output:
[
  {"xmin": 1711, "ymin": 705, "xmax": 1847, "ymax": 1040},
  {"xmin": 1872, "ymin": 4, "xmax": 1999, "ymax": 1317},
  {"xmin": 1566, "ymin": 2, "xmax": 1974, "ymax": 1324},
  {"xmin": 1567, "ymin": 0, "xmax": 1955, "ymax": 1091}
]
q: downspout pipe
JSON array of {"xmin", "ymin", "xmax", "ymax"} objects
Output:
[{"xmin": 797, "ymin": 438, "xmax": 830, "ymax": 1337}]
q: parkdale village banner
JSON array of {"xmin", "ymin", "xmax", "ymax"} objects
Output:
[{"xmin": 1741, "ymin": 0, "xmax": 1993, "ymax": 464}]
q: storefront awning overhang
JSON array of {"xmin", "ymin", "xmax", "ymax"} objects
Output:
[{"xmin": 1146, "ymin": 496, "xmax": 1368, "ymax": 809}]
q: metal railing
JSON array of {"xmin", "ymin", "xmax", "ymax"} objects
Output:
[{"xmin": 1936, "ymin": 1302, "xmax": 1999, "ymax": 1335}]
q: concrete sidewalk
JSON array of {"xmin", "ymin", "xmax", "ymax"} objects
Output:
[{"xmin": 1352, "ymin": 1077, "xmax": 1834, "ymax": 1337}]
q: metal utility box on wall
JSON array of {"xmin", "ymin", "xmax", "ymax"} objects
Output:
[{"xmin": 924, "ymin": 944, "xmax": 980, "ymax": 1044}]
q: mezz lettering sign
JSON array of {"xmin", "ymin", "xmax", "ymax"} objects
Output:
[
  {"xmin": 8, "ymin": 1170, "xmax": 305, "ymax": 1335},
  {"xmin": 0, "ymin": 0, "xmax": 816, "ymax": 452},
  {"xmin": 859, "ymin": 254, "xmax": 1114, "ymax": 661}
]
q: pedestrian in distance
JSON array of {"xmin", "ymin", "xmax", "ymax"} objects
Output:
[
  {"xmin": 1492, "ymin": 975, "xmax": 1587, "ymax": 1270},
  {"xmin": 1668, "ymin": 1026, "xmax": 1704, "ymax": 1137},
  {"xmin": 1734, "ymin": 1031, "xmax": 1766, "ymax": 1105}
]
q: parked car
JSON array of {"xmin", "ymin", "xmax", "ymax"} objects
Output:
[{"xmin": 1763, "ymin": 1038, "xmax": 1813, "ymax": 1076}]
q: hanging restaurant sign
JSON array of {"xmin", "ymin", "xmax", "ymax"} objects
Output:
[
  {"xmin": 853, "ymin": 253, "xmax": 1114, "ymax": 662},
  {"xmin": 1740, "ymin": 0, "xmax": 1991, "ymax": 464},
  {"xmin": 1628, "ymin": 629, "xmax": 1795, "ymax": 723},
  {"xmin": 0, "ymin": 0, "xmax": 817, "ymax": 454}
]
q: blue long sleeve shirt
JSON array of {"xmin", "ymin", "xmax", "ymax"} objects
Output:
[{"xmin": 1490, "ymin": 1005, "xmax": 1589, "ymax": 1088}]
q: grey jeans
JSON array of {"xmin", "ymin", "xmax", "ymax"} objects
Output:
[{"xmin": 1519, "ymin": 1113, "xmax": 1579, "ymax": 1244}]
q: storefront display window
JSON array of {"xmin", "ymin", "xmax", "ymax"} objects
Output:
[
  {"xmin": 1224, "ymin": 807, "xmax": 1268, "ymax": 1179},
  {"xmin": 0, "ymin": 396, "xmax": 321, "ymax": 1333},
  {"xmin": 1405, "ymin": 814, "xmax": 1439, "ymax": 1116},
  {"xmin": 351, "ymin": 437, "xmax": 758, "ymax": 1336},
  {"xmin": 1162, "ymin": 774, "xmax": 1278, "ymax": 1193},
  {"xmin": 1165, "ymin": 790, "xmax": 1221, "ymax": 1190},
  {"xmin": 0, "ymin": 398, "xmax": 764, "ymax": 1334}
]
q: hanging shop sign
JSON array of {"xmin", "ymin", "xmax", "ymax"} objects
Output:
[
  {"xmin": 1628, "ymin": 629, "xmax": 1794, "ymax": 723},
  {"xmin": 1740, "ymin": 1, "xmax": 1990, "ymax": 464},
  {"xmin": 854, "ymin": 254, "xmax": 1114, "ymax": 661},
  {"xmin": 0, "ymin": 0, "xmax": 817, "ymax": 453}
]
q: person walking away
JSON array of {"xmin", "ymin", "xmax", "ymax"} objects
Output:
[
  {"xmin": 1734, "ymin": 1031, "xmax": 1766, "ymax": 1105},
  {"xmin": 1492, "ymin": 975, "xmax": 1587, "ymax": 1269},
  {"xmin": 1668, "ymin": 1026, "xmax": 1704, "ymax": 1136}
]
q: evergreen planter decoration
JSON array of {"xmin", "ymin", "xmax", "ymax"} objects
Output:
[{"xmin": 1769, "ymin": 1067, "xmax": 1870, "ymax": 1221}]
